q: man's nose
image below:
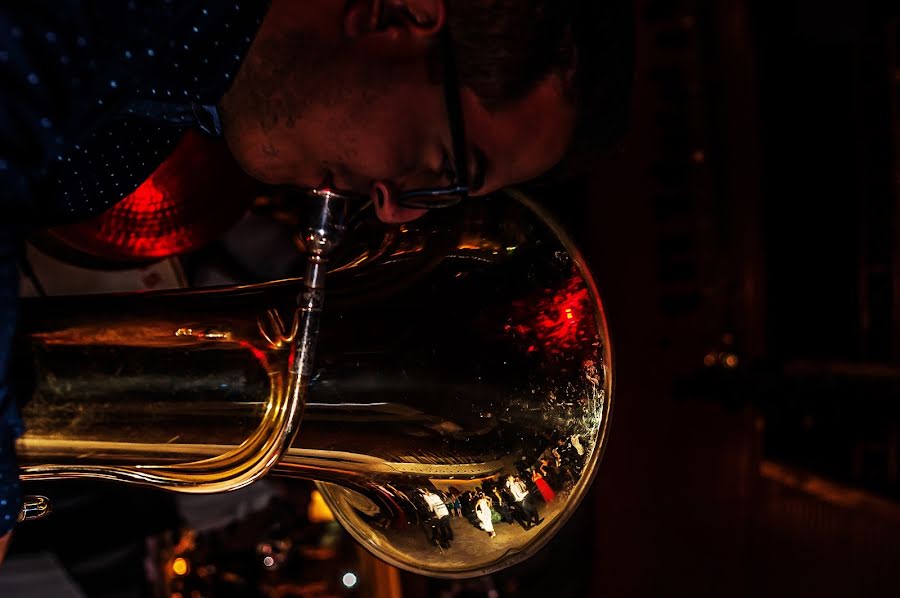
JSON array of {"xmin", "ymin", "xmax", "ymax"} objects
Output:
[{"xmin": 371, "ymin": 181, "xmax": 427, "ymax": 224}]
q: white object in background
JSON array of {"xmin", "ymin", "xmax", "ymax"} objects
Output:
[{"xmin": 19, "ymin": 243, "xmax": 185, "ymax": 298}]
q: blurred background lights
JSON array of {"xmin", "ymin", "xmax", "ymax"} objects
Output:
[
  {"xmin": 341, "ymin": 571, "xmax": 358, "ymax": 589},
  {"xmin": 171, "ymin": 557, "xmax": 189, "ymax": 576}
]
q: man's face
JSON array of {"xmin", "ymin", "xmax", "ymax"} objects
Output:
[{"xmin": 219, "ymin": 0, "xmax": 576, "ymax": 223}]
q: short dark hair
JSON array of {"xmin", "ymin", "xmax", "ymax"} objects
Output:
[
  {"xmin": 448, "ymin": 0, "xmax": 577, "ymax": 109},
  {"xmin": 449, "ymin": 0, "xmax": 634, "ymax": 164}
]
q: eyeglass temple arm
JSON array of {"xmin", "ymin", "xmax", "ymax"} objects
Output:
[{"xmin": 398, "ymin": 185, "xmax": 469, "ymax": 200}]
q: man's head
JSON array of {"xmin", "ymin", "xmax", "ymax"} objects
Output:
[{"xmin": 219, "ymin": 0, "xmax": 588, "ymax": 223}]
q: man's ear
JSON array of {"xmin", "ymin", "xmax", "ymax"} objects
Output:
[{"xmin": 344, "ymin": 0, "xmax": 446, "ymax": 39}]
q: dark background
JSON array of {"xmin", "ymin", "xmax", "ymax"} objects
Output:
[{"xmin": 446, "ymin": 0, "xmax": 900, "ymax": 596}]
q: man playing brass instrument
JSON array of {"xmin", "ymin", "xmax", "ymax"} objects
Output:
[{"xmin": 0, "ymin": 0, "xmax": 631, "ymax": 559}]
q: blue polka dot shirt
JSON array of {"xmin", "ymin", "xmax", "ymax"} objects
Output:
[{"xmin": 0, "ymin": 1, "xmax": 269, "ymax": 535}]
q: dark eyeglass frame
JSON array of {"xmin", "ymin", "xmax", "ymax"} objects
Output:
[{"xmin": 395, "ymin": 27, "xmax": 469, "ymax": 210}]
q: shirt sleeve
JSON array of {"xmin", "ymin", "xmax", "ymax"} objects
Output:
[
  {"xmin": 0, "ymin": 3, "xmax": 99, "ymax": 536},
  {"xmin": 0, "ymin": 230, "xmax": 23, "ymax": 536}
]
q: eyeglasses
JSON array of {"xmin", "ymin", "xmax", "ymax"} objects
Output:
[{"xmin": 395, "ymin": 27, "xmax": 469, "ymax": 210}]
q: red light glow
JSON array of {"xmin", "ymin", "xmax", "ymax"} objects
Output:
[
  {"xmin": 238, "ymin": 340, "xmax": 271, "ymax": 371},
  {"xmin": 48, "ymin": 130, "xmax": 257, "ymax": 262},
  {"xmin": 506, "ymin": 275, "xmax": 595, "ymax": 358}
]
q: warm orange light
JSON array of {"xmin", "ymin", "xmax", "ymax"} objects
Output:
[
  {"xmin": 308, "ymin": 490, "xmax": 335, "ymax": 523},
  {"xmin": 723, "ymin": 354, "xmax": 739, "ymax": 368},
  {"xmin": 172, "ymin": 557, "xmax": 189, "ymax": 576}
]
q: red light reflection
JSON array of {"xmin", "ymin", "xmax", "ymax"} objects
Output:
[
  {"xmin": 506, "ymin": 275, "xmax": 595, "ymax": 358},
  {"xmin": 238, "ymin": 340, "xmax": 271, "ymax": 371}
]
